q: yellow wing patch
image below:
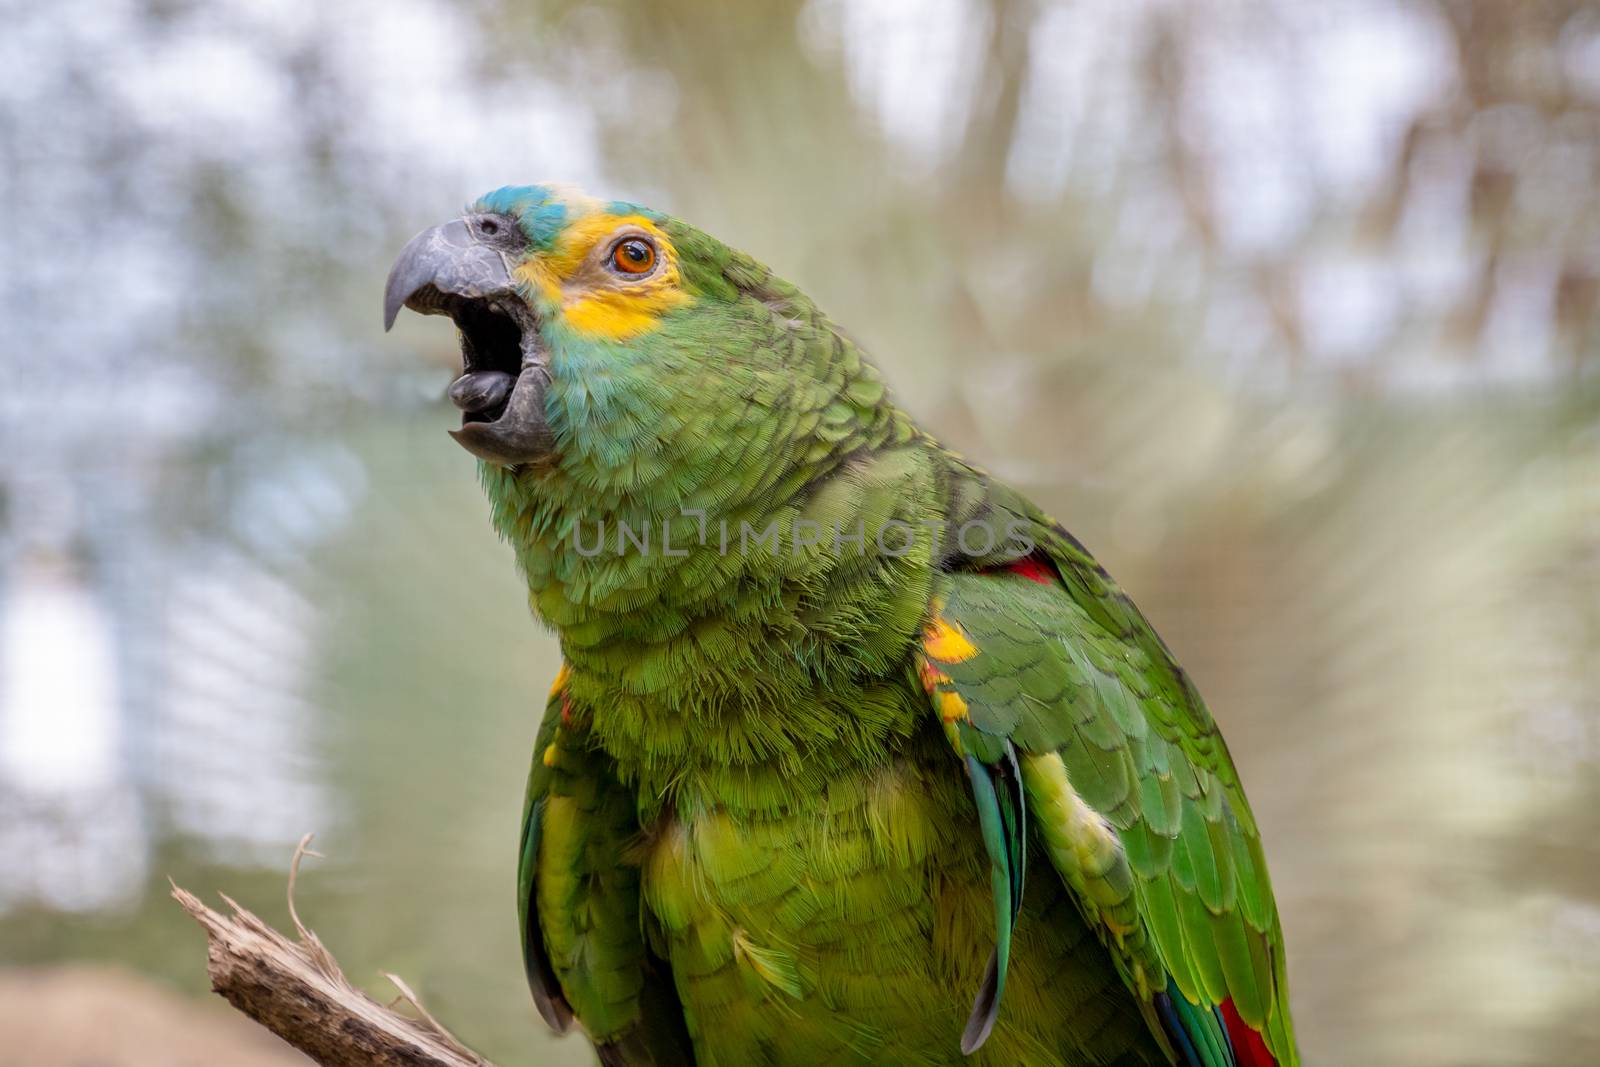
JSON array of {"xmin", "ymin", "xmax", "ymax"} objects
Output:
[
  {"xmin": 922, "ymin": 614, "xmax": 979, "ymax": 664},
  {"xmin": 935, "ymin": 688, "xmax": 970, "ymax": 723},
  {"xmin": 542, "ymin": 663, "xmax": 574, "ymax": 768},
  {"xmin": 513, "ymin": 212, "xmax": 692, "ymax": 342},
  {"xmin": 918, "ymin": 611, "xmax": 976, "ymax": 723},
  {"xmin": 548, "ymin": 661, "xmax": 571, "ymax": 699}
]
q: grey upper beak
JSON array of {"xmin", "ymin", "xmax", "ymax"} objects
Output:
[{"xmin": 383, "ymin": 218, "xmax": 513, "ymax": 330}]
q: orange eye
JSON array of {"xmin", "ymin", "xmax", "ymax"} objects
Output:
[{"xmin": 611, "ymin": 237, "xmax": 656, "ymax": 275}]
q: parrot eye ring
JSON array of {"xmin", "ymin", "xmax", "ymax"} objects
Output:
[{"xmin": 609, "ymin": 236, "xmax": 657, "ymax": 276}]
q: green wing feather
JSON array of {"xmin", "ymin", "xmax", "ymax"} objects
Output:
[
  {"xmin": 518, "ymin": 686, "xmax": 574, "ymax": 1033},
  {"xmin": 519, "ymin": 667, "xmax": 695, "ymax": 1065},
  {"xmin": 917, "ymin": 468, "xmax": 1298, "ymax": 1066},
  {"xmin": 958, "ymin": 745, "xmax": 1026, "ymax": 1054}
]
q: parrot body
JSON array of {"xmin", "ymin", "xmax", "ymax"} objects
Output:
[{"xmin": 385, "ymin": 185, "xmax": 1298, "ymax": 1066}]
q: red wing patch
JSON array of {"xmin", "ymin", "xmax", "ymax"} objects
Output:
[
  {"xmin": 1220, "ymin": 998, "xmax": 1277, "ymax": 1067},
  {"xmin": 1001, "ymin": 557, "xmax": 1054, "ymax": 585}
]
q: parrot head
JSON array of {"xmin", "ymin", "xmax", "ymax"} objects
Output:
[{"xmin": 384, "ymin": 184, "xmax": 860, "ymax": 483}]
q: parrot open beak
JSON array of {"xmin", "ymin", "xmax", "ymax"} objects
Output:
[{"xmin": 384, "ymin": 216, "xmax": 555, "ymax": 467}]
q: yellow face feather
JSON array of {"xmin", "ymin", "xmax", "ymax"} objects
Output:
[{"xmin": 513, "ymin": 211, "xmax": 693, "ymax": 342}]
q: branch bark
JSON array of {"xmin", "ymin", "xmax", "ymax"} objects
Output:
[{"xmin": 172, "ymin": 835, "xmax": 496, "ymax": 1067}]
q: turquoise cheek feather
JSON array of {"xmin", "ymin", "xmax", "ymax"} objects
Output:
[{"xmin": 544, "ymin": 337, "xmax": 672, "ymax": 479}]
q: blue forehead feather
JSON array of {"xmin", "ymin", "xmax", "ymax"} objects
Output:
[{"xmin": 473, "ymin": 184, "xmax": 568, "ymax": 250}]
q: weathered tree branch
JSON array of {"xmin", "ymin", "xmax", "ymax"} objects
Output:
[{"xmin": 172, "ymin": 835, "xmax": 496, "ymax": 1067}]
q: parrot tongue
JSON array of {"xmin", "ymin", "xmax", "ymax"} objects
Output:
[
  {"xmin": 441, "ymin": 297, "xmax": 526, "ymax": 426},
  {"xmin": 448, "ymin": 369, "xmax": 518, "ymax": 420}
]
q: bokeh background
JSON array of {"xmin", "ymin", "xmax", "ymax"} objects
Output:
[{"xmin": 2, "ymin": 1, "xmax": 1598, "ymax": 1064}]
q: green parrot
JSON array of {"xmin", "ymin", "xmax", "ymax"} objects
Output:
[{"xmin": 383, "ymin": 185, "xmax": 1297, "ymax": 1067}]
